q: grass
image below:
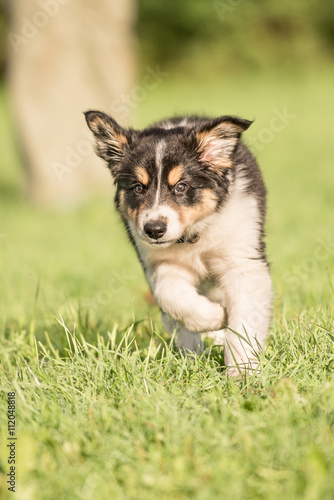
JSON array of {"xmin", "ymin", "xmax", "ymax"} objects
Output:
[{"xmin": 0, "ymin": 66, "xmax": 334, "ymax": 499}]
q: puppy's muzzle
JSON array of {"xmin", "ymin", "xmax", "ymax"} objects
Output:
[{"xmin": 144, "ymin": 220, "xmax": 167, "ymax": 240}]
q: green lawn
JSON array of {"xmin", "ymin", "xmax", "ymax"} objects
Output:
[{"xmin": 1, "ymin": 67, "xmax": 334, "ymax": 499}]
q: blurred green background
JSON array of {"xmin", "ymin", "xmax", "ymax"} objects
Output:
[
  {"xmin": 0, "ymin": 0, "xmax": 334, "ymax": 341},
  {"xmin": 2, "ymin": 0, "xmax": 334, "ymax": 74},
  {"xmin": 1, "ymin": 5, "xmax": 334, "ymax": 498},
  {"xmin": 138, "ymin": 0, "xmax": 334, "ymax": 71}
]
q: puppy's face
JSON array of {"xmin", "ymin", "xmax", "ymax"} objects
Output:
[{"xmin": 85, "ymin": 113, "xmax": 251, "ymax": 248}]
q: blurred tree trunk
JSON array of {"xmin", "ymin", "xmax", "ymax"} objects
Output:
[{"xmin": 7, "ymin": 0, "xmax": 137, "ymax": 206}]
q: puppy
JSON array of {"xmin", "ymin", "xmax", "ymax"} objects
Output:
[{"xmin": 85, "ymin": 112, "xmax": 272, "ymax": 375}]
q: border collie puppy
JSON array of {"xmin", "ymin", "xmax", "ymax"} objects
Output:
[{"xmin": 85, "ymin": 112, "xmax": 272, "ymax": 375}]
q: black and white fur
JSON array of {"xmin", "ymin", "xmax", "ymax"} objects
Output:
[{"xmin": 85, "ymin": 111, "xmax": 273, "ymax": 375}]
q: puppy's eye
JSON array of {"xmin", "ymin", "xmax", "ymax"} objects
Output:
[
  {"xmin": 174, "ymin": 182, "xmax": 188, "ymax": 194},
  {"xmin": 134, "ymin": 184, "xmax": 144, "ymax": 195}
]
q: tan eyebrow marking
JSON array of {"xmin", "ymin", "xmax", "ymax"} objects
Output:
[
  {"xmin": 134, "ymin": 166, "xmax": 149, "ymax": 186},
  {"xmin": 168, "ymin": 165, "xmax": 184, "ymax": 186}
]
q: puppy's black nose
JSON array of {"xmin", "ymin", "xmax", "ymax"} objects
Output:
[{"xmin": 144, "ymin": 220, "xmax": 167, "ymax": 240}]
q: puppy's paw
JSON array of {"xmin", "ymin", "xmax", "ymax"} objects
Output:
[
  {"xmin": 183, "ymin": 303, "xmax": 226, "ymax": 332},
  {"xmin": 225, "ymin": 361, "xmax": 259, "ymax": 379}
]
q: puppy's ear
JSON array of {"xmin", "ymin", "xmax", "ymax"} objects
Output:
[
  {"xmin": 196, "ymin": 116, "xmax": 252, "ymax": 171},
  {"xmin": 84, "ymin": 110, "xmax": 128, "ymax": 172}
]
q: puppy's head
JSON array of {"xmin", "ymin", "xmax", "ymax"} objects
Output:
[{"xmin": 85, "ymin": 112, "xmax": 251, "ymax": 248}]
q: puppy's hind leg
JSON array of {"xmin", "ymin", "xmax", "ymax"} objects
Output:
[
  {"xmin": 177, "ymin": 327, "xmax": 204, "ymax": 355},
  {"xmin": 162, "ymin": 313, "xmax": 204, "ymax": 355}
]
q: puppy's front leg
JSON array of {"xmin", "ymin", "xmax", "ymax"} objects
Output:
[
  {"xmin": 150, "ymin": 263, "xmax": 226, "ymax": 333},
  {"xmin": 222, "ymin": 260, "xmax": 272, "ymax": 375}
]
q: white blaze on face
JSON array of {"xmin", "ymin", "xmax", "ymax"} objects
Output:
[
  {"xmin": 137, "ymin": 140, "xmax": 184, "ymax": 243},
  {"xmin": 154, "ymin": 139, "xmax": 165, "ymax": 208}
]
